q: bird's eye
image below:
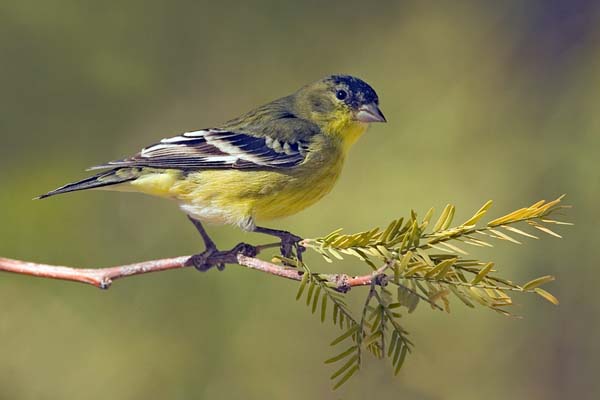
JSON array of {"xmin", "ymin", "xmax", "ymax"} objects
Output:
[{"xmin": 335, "ymin": 90, "xmax": 348, "ymax": 100}]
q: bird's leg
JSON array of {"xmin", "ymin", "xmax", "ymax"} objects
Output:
[
  {"xmin": 253, "ymin": 226, "xmax": 305, "ymax": 261},
  {"xmin": 187, "ymin": 216, "xmax": 257, "ymax": 271},
  {"xmin": 187, "ymin": 216, "xmax": 221, "ymax": 271},
  {"xmin": 188, "ymin": 216, "xmax": 218, "ymax": 252}
]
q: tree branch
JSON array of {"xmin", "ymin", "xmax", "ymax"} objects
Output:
[{"xmin": 0, "ymin": 249, "xmax": 388, "ymax": 291}]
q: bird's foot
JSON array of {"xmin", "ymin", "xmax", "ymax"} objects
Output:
[
  {"xmin": 230, "ymin": 242, "xmax": 258, "ymax": 259},
  {"xmin": 279, "ymin": 232, "xmax": 305, "ymax": 262},
  {"xmin": 189, "ymin": 246, "xmax": 221, "ymax": 272},
  {"xmin": 188, "ymin": 243, "xmax": 258, "ymax": 272}
]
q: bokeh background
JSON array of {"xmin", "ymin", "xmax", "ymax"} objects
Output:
[{"xmin": 1, "ymin": 1, "xmax": 598, "ymax": 399}]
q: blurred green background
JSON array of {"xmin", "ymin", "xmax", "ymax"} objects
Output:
[{"xmin": 1, "ymin": 0, "xmax": 598, "ymax": 398}]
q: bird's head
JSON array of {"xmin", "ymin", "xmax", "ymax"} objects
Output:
[{"xmin": 293, "ymin": 74, "xmax": 386, "ymax": 147}]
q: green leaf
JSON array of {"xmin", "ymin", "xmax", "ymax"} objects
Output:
[
  {"xmin": 325, "ymin": 345, "xmax": 358, "ymax": 364},
  {"xmin": 433, "ymin": 204, "xmax": 453, "ymax": 232},
  {"xmin": 381, "ymin": 219, "xmax": 398, "ymax": 243},
  {"xmin": 441, "ymin": 205, "xmax": 456, "ymax": 230},
  {"xmin": 321, "ymin": 253, "xmax": 333, "ymax": 263},
  {"xmin": 406, "ymin": 291, "xmax": 419, "ymax": 312},
  {"xmin": 416, "ymin": 248, "xmax": 434, "ymax": 266},
  {"xmin": 388, "ymin": 331, "xmax": 399, "ymax": 358},
  {"xmin": 333, "ymin": 303, "xmax": 339, "ymax": 325},
  {"xmin": 540, "ymin": 219, "xmax": 573, "ymax": 226},
  {"xmin": 503, "ymin": 226, "xmax": 538, "ymax": 239},
  {"xmin": 489, "ymin": 229, "xmax": 522, "ymax": 244},
  {"xmin": 333, "ymin": 365, "xmax": 359, "ymax": 390},
  {"xmin": 534, "ymin": 288, "xmax": 559, "ymax": 305},
  {"xmin": 421, "ymin": 207, "xmax": 434, "ymax": 228},
  {"xmin": 295, "ymin": 271, "xmax": 310, "ymax": 300},
  {"xmin": 394, "ymin": 345, "xmax": 409, "ymax": 375},
  {"xmin": 388, "ymin": 218, "xmax": 404, "ymax": 241},
  {"xmin": 439, "ymin": 241, "xmax": 468, "ymax": 255},
  {"xmin": 468, "ymin": 287, "xmax": 489, "ymax": 306},
  {"xmin": 306, "ymin": 280, "xmax": 315, "ymax": 306},
  {"xmin": 376, "ymin": 245, "xmax": 393, "ymax": 259},
  {"xmin": 321, "ymin": 293, "xmax": 328, "ymax": 323},
  {"xmin": 404, "ymin": 263, "xmax": 428, "ymax": 277},
  {"xmin": 328, "ymin": 248, "xmax": 344, "ymax": 260},
  {"xmin": 312, "ymin": 285, "xmax": 322, "ymax": 313},
  {"xmin": 471, "ymin": 262, "xmax": 494, "ymax": 284},
  {"xmin": 370, "ymin": 309, "xmax": 382, "ymax": 332},
  {"xmin": 448, "ymin": 285, "xmax": 475, "ymax": 308},
  {"xmin": 330, "ymin": 325, "xmax": 359, "ymax": 346},
  {"xmin": 531, "ymin": 223, "xmax": 562, "ymax": 238},
  {"xmin": 392, "ymin": 340, "xmax": 403, "ymax": 365},
  {"xmin": 321, "ymin": 228, "xmax": 343, "ymax": 243},
  {"xmin": 464, "ymin": 236, "xmax": 494, "ymax": 247},
  {"xmin": 435, "ymin": 258, "xmax": 457, "ymax": 279},
  {"xmin": 345, "ymin": 248, "xmax": 366, "ymax": 261},
  {"xmin": 394, "ymin": 251, "xmax": 412, "ymax": 282},
  {"xmin": 462, "ymin": 200, "xmax": 493, "ymax": 227},
  {"xmin": 522, "ymin": 275, "xmax": 555, "ymax": 290},
  {"xmin": 330, "ymin": 354, "xmax": 358, "ymax": 380},
  {"xmin": 364, "ymin": 331, "xmax": 383, "ymax": 347}
]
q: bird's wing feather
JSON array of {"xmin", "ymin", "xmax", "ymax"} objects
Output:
[{"xmin": 89, "ymin": 129, "xmax": 310, "ymax": 170}]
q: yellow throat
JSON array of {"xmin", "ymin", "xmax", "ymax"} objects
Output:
[{"xmin": 325, "ymin": 112, "xmax": 369, "ymax": 152}]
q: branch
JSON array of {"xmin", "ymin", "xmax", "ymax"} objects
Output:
[
  {"xmin": 0, "ymin": 255, "xmax": 191, "ymax": 289},
  {"xmin": 0, "ymin": 250, "xmax": 388, "ymax": 291}
]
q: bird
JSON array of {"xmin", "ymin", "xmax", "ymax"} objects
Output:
[{"xmin": 38, "ymin": 74, "xmax": 386, "ymax": 270}]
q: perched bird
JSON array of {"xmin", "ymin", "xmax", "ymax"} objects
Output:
[{"xmin": 38, "ymin": 74, "xmax": 386, "ymax": 269}]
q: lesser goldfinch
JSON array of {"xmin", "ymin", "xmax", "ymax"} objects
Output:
[{"xmin": 38, "ymin": 74, "xmax": 386, "ymax": 269}]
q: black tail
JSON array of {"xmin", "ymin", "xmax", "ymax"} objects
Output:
[{"xmin": 36, "ymin": 169, "xmax": 137, "ymax": 199}]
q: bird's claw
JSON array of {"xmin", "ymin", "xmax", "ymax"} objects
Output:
[
  {"xmin": 188, "ymin": 248, "xmax": 219, "ymax": 272},
  {"xmin": 232, "ymin": 242, "xmax": 258, "ymax": 258},
  {"xmin": 189, "ymin": 243, "xmax": 258, "ymax": 272},
  {"xmin": 280, "ymin": 232, "xmax": 305, "ymax": 262},
  {"xmin": 189, "ymin": 249, "xmax": 217, "ymax": 272}
]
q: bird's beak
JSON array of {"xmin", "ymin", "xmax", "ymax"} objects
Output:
[{"xmin": 356, "ymin": 103, "xmax": 386, "ymax": 123}]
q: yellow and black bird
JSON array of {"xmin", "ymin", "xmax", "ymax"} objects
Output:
[{"xmin": 38, "ymin": 75, "xmax": 386, "ymax": 269}]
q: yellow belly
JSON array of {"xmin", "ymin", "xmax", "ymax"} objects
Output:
[
  {"xmin": 128, "ymin": 151, "xmax": 345, "ymax": 228},
  {"xmin": 184, "ymin": 159, "xmax": 343, "ymax": 224}
]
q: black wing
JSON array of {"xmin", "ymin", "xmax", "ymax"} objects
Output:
[{"xmin": 90, "ymin": 129, "xmax": 310, "ymax": 171}]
